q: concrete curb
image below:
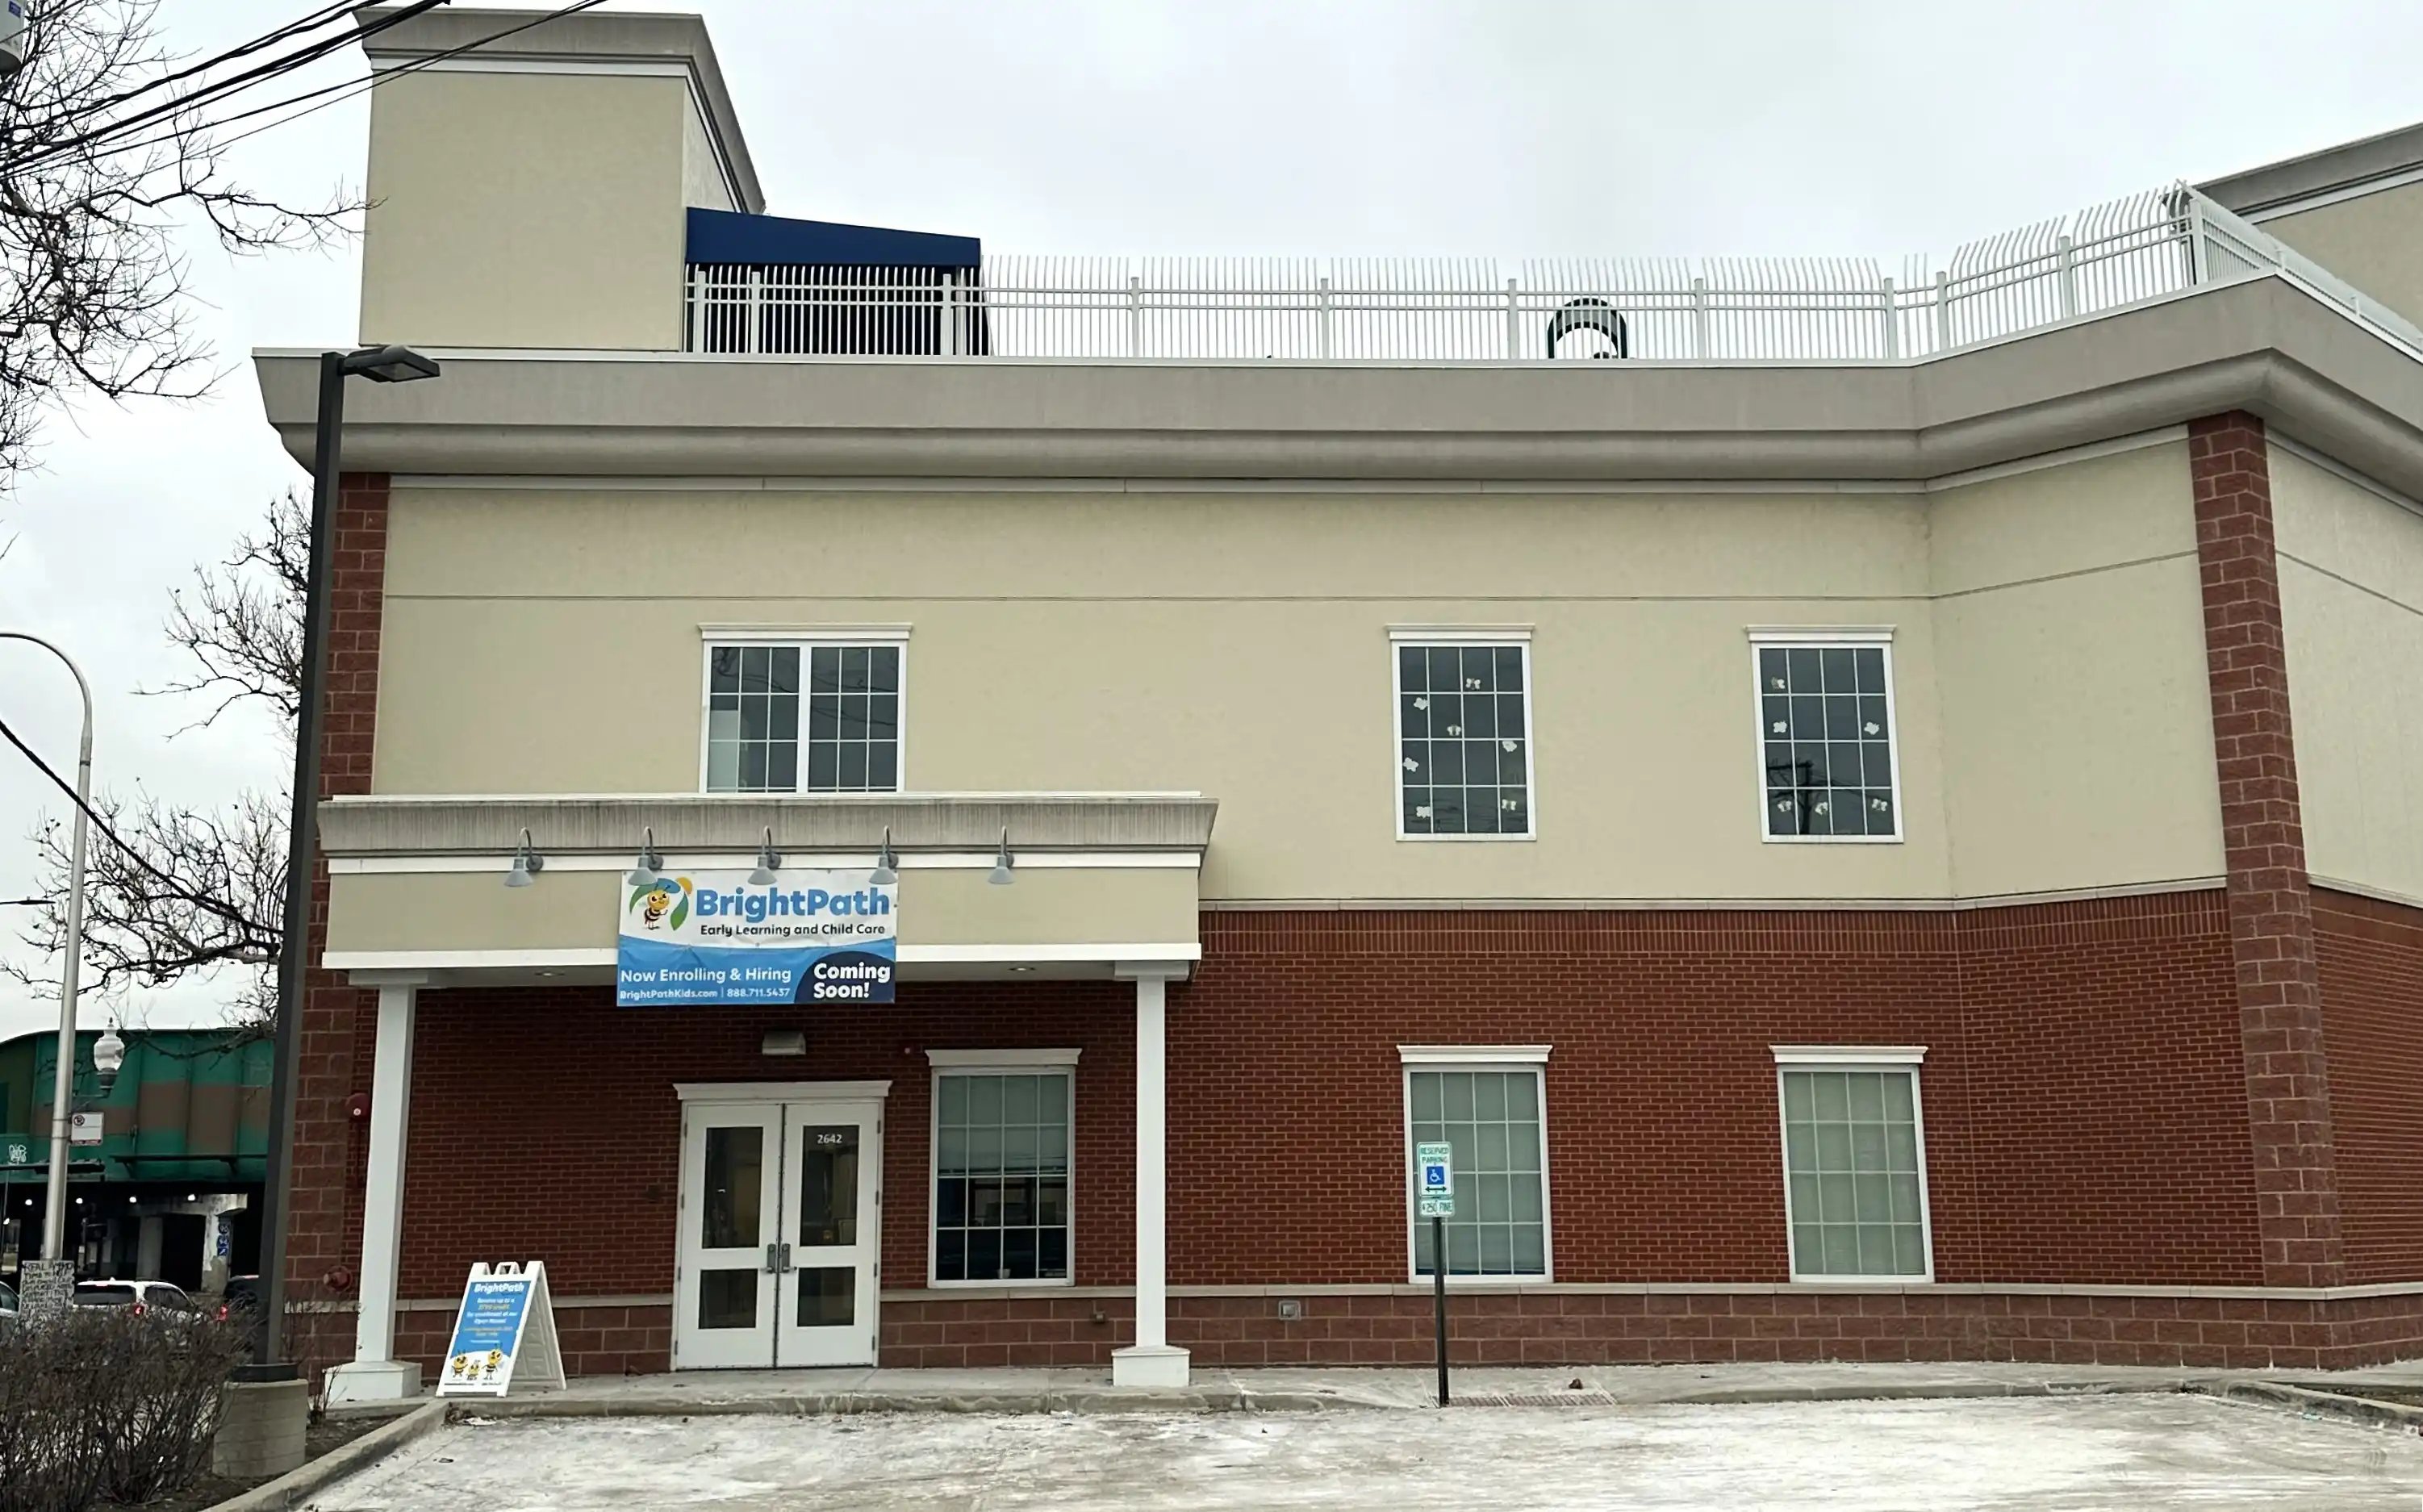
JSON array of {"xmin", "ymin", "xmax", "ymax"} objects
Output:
[
  {"xmin": 449, "ymin": 1375, "xmax": 2193, "ymax": 1419},
  {"xmin": 1649, "ymin": 1376, "xmax": 2188, "ymax": 1406},
  {"xmin": 210, "ymin": 1399, "xmax": 449, "ymax": 1512},
  {"xmin": 2192, "ymin": 1380, "xmax": 2423, "ymax": 1434},
  {"xmin": 473, "ymin": 1388, "xmax": 1364, "ymax": 1418}
]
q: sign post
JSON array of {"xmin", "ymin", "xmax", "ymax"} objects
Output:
[
  {"xmin": 1416, "ymin": 1140, "xmax": 1455, "ymax": 1406},
  {"xmin": 435, "ymin": 1261, "xmax": 564, "ymax": 1397}
]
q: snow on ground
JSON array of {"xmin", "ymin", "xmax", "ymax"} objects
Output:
[{"xmin": 315, "ymin": 1395, "xmax": 2423, "ymax": 1511}]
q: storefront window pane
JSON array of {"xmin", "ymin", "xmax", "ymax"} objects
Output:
[
  {"xmin": 701, "ymin": 1126, "xmax": 762, "ymax": 1250},
  {"xmin": 704, "ymin": 642, "xmax": 900, "ymax": 793},
  {"xmin": 934, "ymin": 1071, "xmax": 1072, "ymax": 1283},
  {"xmin": 1407, "ymin": 1068, "xmax": 1548, "ymax": 1280},
  {"xmin": 1779, "ymin": 1067, "xmax": 1928, "ymax": 1278}
]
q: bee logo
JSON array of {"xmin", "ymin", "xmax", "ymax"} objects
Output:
[{"xmin": 628, "ymin": 875, "xmax": 693, "ymax": 932}]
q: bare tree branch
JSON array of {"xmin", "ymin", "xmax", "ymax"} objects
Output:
[
  {"xmin": 150, "ymin": 487, "xmax": 304, "ymax": 728},
  {"xmin": 8, "ymin": 490, "xmax": 299, "ymax": 1030},
  {"xmin": 6, "ymin": 788, "xmax": 285, "ymax": 1030},
  {"xmin": 0, "ymin": 0, "xmax": 360, "ymax": 483}
]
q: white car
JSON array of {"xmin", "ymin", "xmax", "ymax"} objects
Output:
[{"xmin": 73, "ymin": 1279, "xmax": 203, "ymax": 1321}]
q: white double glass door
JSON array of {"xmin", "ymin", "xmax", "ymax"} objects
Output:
[{"xmin": 675, "ymin": 1096, "xmax": 881, "ymax": 1369}]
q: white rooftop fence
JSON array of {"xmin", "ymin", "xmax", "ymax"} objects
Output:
[{"xmin": 683, "ymin": 187, "xmax": 2423, "ymax": 363}]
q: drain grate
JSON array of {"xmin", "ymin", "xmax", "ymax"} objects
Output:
[{"xmin": 1447, "ymin": 1390, "xmax": 1619, "ymax": 1408}]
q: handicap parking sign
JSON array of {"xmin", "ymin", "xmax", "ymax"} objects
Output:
[{"xmin": 1415, "ymin": 1141, "xmax": 1454, "ymax": 1218}]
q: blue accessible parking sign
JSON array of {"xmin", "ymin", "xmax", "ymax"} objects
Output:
[{"xmin": 1416, "ymin": 1141, "xmax": 1455, "ymax": 1218}]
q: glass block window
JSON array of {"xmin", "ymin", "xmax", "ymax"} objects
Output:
[
  {"xmin": 1757, "ymin": 640, "xmax": 1898, "ymax": 839},
  {"xmin": 1407, "ymin": 1067, "xmax": 1548, "ymax": 1279},
  {"xmin": 933, "ymin": 1071, "xmax": 1072, "ymax": 1284},
  {"xmin": 1779, "ymin": 1066, "xmax": 1929, "ymax": 1278},
  {"xmin": 706, "ymin": 641, "xmax": 901, "ymax": 793},
  {"xmin": 1396, "ymin": 641, "xmax": 1532, "ymax": 837}
]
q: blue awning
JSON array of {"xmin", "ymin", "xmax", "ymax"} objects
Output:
[{"xmin": 687, "ymin": 208, "xmax": 980, "ymax": 269}]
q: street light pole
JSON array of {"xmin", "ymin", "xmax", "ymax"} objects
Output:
[
  {"xmin": 249, "ymin": 345, "xmax": 440, "ymax": 1375},
  {"xmin": 0, "ymin": 631, "xmax": 95, "ymax": 1323}
]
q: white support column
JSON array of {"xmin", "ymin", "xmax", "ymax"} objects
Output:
[
  {"xmin": 1113, "ymin": 971, "xmax": 1189, "ymax": 1389},
  {"xmin": 324, "ymin": 978, "xmax": 423, "ymax": 1405}
]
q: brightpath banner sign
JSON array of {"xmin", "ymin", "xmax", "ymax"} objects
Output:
[{"xmin": 616, "ymin": 868, "xmax": 898, "ymax": 1007}]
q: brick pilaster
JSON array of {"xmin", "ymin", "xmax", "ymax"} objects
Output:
[
  {"xmin": 283, "ymin": 473, "xmax": 391, "ymax": 1306},
  {"xmin": 2189, "ymin": 413, "xmax": 2345, "ymax": 1289}
]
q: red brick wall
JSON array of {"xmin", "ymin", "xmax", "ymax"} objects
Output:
[
  {"xmin": 375, "ymin": 890, "xmax": 2256, "ymax": 1316},
  {"xmin": 1171, "ymin": 897, "xmax": 2256, "ymax": 1290},
  {"xmin": 2189, "ymin": 412, "xmax": 2348, "ymax": 1289},
  {"xmin": 283, "ymin": 474, "xmax": 391, "ymax": 1299},
  {"xmin": 394, "ymin": 986, "xmax": 1136, "ymax": 1300},
  {"xmin": 395, "ymin": 1288, "xmax": 2423, "ymax": 1378},
  {"xmin": 2312, "ymin": 888, "xmax": 2423, "ymax": 1284}
]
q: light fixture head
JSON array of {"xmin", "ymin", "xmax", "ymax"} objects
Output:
[
  {"xmin": 625, "ymin": 826, "xmax": 666, "ymax": 887},
  {"xmin": 92, "ymin": 1024, "xmax": 127, "ymax": 1084},
  {"xmin": 749, "ymin": 828, "xmax": 783, "ymax": 888},
  {"xmin": 341, "ymin": 343, "xmax": 441, "ymax": 384},
  {"xmin": 504, "ymin": 828, "xmax": 545, "ymax": 888},
  {"xmin": 988, "ymin": 827, "xmax": 1015, "ymax": 888},
  {"xmin": 870, "ymin": 825, "xmax": 899, "ymax": 887}
]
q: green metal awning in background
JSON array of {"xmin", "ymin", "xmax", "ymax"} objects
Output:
[{"xmin": 0, "ymin": 1028, "xmax": 271, "ymax": 1184}]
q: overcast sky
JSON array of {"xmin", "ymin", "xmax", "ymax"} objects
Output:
[{"xmin": 5, "ymin": 0, "xmax": 2423, "ymax": 1044}]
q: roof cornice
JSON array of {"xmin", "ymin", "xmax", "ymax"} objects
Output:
[
  {"xmin": 2199, "ymin": 119, "xmax": 2423, "ymax": 219},
  {"xmin": 318, "ymin": 794, "xmax": 1219, "ymax": 857},
  {"xmin": 253, "ymin": 274, "xmax": 2423, "ymax": 498}
]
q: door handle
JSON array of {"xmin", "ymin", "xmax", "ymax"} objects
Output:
[{"xmin": 765, "ymin": 1243, "xmax": 794, "ymax": 1274}]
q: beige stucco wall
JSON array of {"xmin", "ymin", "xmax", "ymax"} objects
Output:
[
  {"xmin": 369, "ymin": 450, "xmax": 2223, "ymax": 904},
  {"xmin": 1927, "ymin": 441, "xmax": 2224, "ymax": 898},
  {"xmin": 681, "ymin": 98, "xmax": 733, "ymax": 212},
  {"xmin": 326, "ymin": 867, "xmax": 1199, "ymax": 957},
  {"xmin": 2272, "ymin": 445, "xmax": 2423, "ymax": 904},
  {"xmin": 2261, "ymin": 185, "xmax": 2423, "ymax": 331},
  {"xmin": 360, "ymin": 70, "xmax": 689, "ymax": 349}
]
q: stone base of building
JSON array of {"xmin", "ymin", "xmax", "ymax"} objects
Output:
[{"xmin": 395, "ymin": 1288, "xmax": 2423, "ymax": 1379}]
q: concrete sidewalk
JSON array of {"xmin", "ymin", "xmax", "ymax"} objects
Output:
[
  {"xmin": 312, "ymin": 1395, "xmax": 2423, "ymax": 1512},
  {"xmin": 445, "ymin": 1359, "xmax": 2274, "ymax": 1418}
]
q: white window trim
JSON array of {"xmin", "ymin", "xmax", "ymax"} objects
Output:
[
  {"xmin": 1773, "ymin": 1052, "xmax": 1936, "ymax": 1285},
  {"xmin": 1746, "ymin": 628, "xmax": 1905, "ymax": 847},
  {"xmin": 1771, "ymin": 1045, "xmax": 1927, "ymax": 1066},
  {"xmin": 699, "ymin": 630, "xmax": 912, "ymax": 796},
  {"xmin": 1399, "ymin": 1044, "xmax": 1552, "ymax": 1065},
  {"xmin": 1398, "ymin": 1046, "xmax": 1553, "ymax": 1287},
  {"xmin": 698, "ymin": 624, "xmax": 917, "ymax": 644},
  {"xmin": 1388, "ymin": 629, "xmax": 1539, "ymax": 844},
  {"xmin": 926, "ymin": 1047, "xmax": 1083, "ymax": 1069},
  {"xmin": 675, "ymin": 1080, "xmax": 893, "ymax": 1105},
  {"xmin": 927, "ymin": 1056, "xmax": 1077, "ymax": 1290}
]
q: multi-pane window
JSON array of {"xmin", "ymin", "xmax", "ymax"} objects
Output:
[
  {"xmin": 1778, "ymin": 1061, "xmax": 1930, "ymax": 1279},
  {"xmin": 1756, "ymin": 638, "xmax": 1899, "ymax": 840},
  {"xmin": 932, "ymin": 1071, "xmax": 1072, "ymax": 1284},
  {"xmin": 1406, "ymin": 1065, "xmax": 1549, "ymax": 1279},
  {"xmin": 705, "ymin": 641, "xmax": 901, "ymax": 794},
  {"xmin": 1396, "ymin": 641, "xmax": 1532, "ymax": 837}
]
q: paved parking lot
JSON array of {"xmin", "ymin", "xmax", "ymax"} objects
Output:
[{"xmin": 319, "ymin": 1394, "xmax": 2423, "ymax": 1511}]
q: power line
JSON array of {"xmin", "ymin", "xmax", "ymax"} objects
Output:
[
  {"xmin": 29, "ymin": 1, "xmax": 364, "ymax": 138},
  {"xmin": 0, "ymin": 710, "xmax": 280, "ymax": 938},
  {"xmin": 19, "ymin": 0, "xmax": 612, "ymax": 174},
  {"xmin": 13, "ymin": 0, "xmax": 453, "ymax": 172}
]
